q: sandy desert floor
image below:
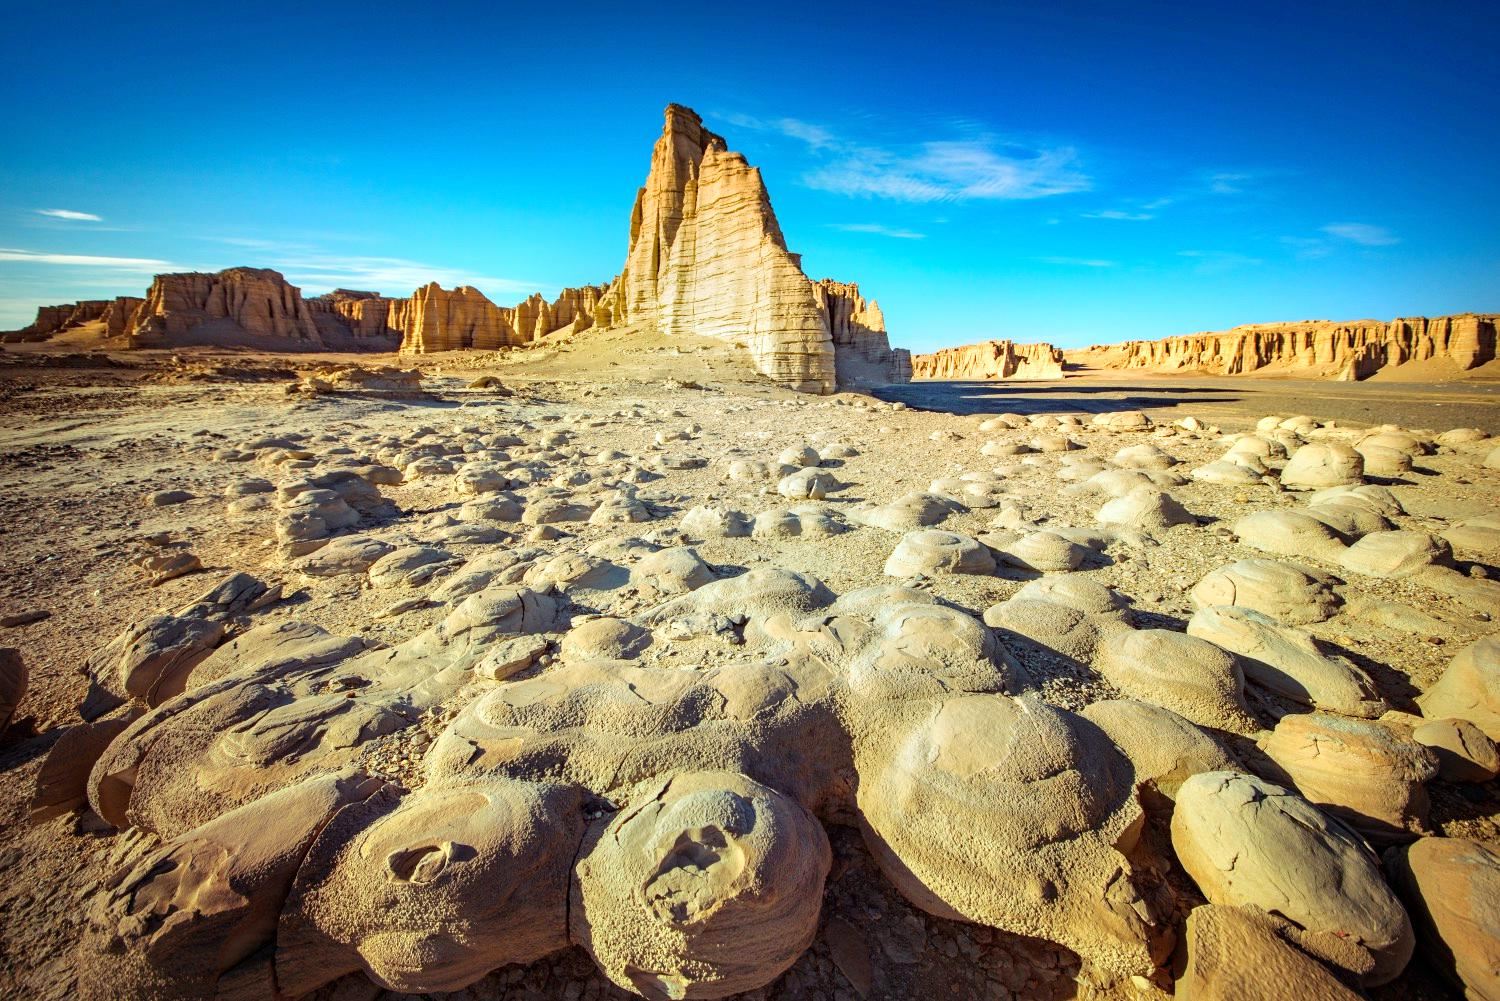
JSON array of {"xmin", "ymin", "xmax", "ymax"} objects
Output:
[{"xmin": 0, "ymin": 337, "xmax": 1495, "ymax": 1000}]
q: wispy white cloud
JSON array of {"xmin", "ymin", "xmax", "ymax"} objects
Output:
[
  {"xmin": 1083, "ymin": 209, "xmax": 1154, "ymax": 221},
  {"xmin": 720, "ymin": 112, "xmax": 838, "ymax": 151},
  {"xmin": 806, "ymin": 141, "xmax": 1089, "ymax": 202},
  {"xmin": 0, "ymin": 248, "xmax": 169, "ymax": 269},
  {"xmin": 1281, "ymin": 235, "xmax": 1332, "ymax": 260},
  {"xmin": 727, "ymin": 109, "xmax": 1089, "ymax": 203},
  {"xmin": 1178, "ymin": 249, "xmax": 1263, "ymax": 273},
  {"xmin": 193, "ymin": 236, "xmax": 547, "ymax": 297},
  {"xmin": 35, "ymin": 208, "xmax": 103, "ymax": 222},
  {"xmin": 827, "ymin": 222, "xmax": 926, "ymax": 240},
  {"xmin": 1040, "ymin": 255, "xmax": 1117, "ymax": 268},
  {"xmin": 1322, "ymin": 222, "xmax": 1400, "ymax": 246},
  {"xmin": 276, "ymin": 255, "xmax": 542, "ymax": 296},
  {"xmin": 1207, "ymin": 172, "xmax": 1252, "ymax": 195}
]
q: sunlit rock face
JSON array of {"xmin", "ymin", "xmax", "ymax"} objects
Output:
[
  {"xmin": 1076, "ymin": 314, "xmax": 1499, "ymax": 380},
  {"xmin": 595, "ymin": 104, "xmax": 909, "ymax": 393},
  {"xmin": 913, "ymin": 339, "xmax": 1064, "ymax": 380}
]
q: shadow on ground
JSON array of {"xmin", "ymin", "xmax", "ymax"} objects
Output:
[{"xmin": 872, "ymin": 380, "xmax": 1241, "ymax": 417}]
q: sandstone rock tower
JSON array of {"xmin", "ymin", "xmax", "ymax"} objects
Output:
[{"xmin": 595, "ymin": 105, "xmax": 909, "ymax": 393}]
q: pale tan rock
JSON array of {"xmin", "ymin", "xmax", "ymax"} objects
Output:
[
  {"xmin": 1072, "ymin": 314, "xmax": 1499, "ymax": 380},
  {"xmin": 1079, "ymin": 699, "xmax": 1237, "ymax": 802},
  {"xmin": 884, "ymin": 529, "xmax": 995, "ymax": 577},
  {"xmin": 276, "ymin": 778, "xmax": 586, "ymax": 995},
  {"xmin": 30, "ymin": 716, "xmax": 132, "ymax": 821},
  {"xmin": 1096, "ymin": 486, "xmax": 1194, "ymax": 531},
  {"xmin": 1281, "ymin": 442, "xmax": 1365, "ymax": 489},
  {"xmin": 571, "ymin": 771, "xmax": 831, "ymax": 1000},
  {"xmin": 855, "ymin": 694, "xmax": 1170, "ymax": 982},
  {"xmin": 1385, "ymin": 836, "xmax": 1500, "ymax": 1001},
  {"xmin": 595, "ymin": 105, "xmax": 906, "ymax": 392},
  {"xmin": 1095, "ymin": 629, "xmax": 1256, "ymax": 733},
  {"xmin": 1170, "ymin": 771, "xmax": 1414, "ymax": 985},
  {"xmin": 1186, "ymin": 606, "xmax": 1386, "ymax": 717},
  {"xmin": 1176, "ymin": 904, "xmax": 1361, "ymax": 1001},
  {"xmin": 1356, "ymin": 443, "xmax": 1413, "ymax": 476},
  {"xmin": 128, "ymin": 267, "xmax": 323, "ymax": 347},
  {"xmin": 1418, "ymin": 635, "xmax": 1500, "ymax": 740},
  {"xmin": 815, "ymin": 279, "xmax": 912, "ymax": 385},
  {"xmin": 1407, "ymin": 716, "xmax": 1500, "ymax": 783},
  {"xmin": 992, "ymin": 530, "xmax": 1089, "ymax": 572},
  {"xmin": 911, "ymin": 340, "xmax": 1063, "ymax": 381},
  {"xmin": 1340, "ymin": 530, "xmax": 1452, "ymax": 578},
  {"xmin": 1262, "ymin": 713, "xmax": 1438, "ymax": 845},
  {"xmin": 78, "ymin": 773, "xmax": 382, "ymax": 1000},
  {"xmin": 1231, "ymin": 510, "xmax": 1347, "ymax": 561},
  {"xmin": 1191, "ymin": 558, "xmax": 1340, "ymax": 624},
  {"xmin": 849, "ymin": 492, "xmax": 963, "ymax": 532},
  {"xmin": 1, "ymin": 299, "xmax": 111, "ymax": 341}
]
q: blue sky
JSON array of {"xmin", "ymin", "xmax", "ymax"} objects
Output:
[{"xmin": 2, "ymin": 1, "xmax": 1496, "ymax": 350}]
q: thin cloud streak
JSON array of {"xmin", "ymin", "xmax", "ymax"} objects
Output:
[
  {"xmin": 1083, "ymin": 209, "xmax": 1154, "ymax": 221},
  {"xmin": 35, "ymin": 208, "xmax": 103, "ymax": 222},
  {"xmin": 1322, "ymin": 222, "xmax": 1400, "ymax": 246},
  {"xmin": 827, "ymin": 223, "xmax": 926, "ymax": 240},
  {"xmin": 0, "ymin": 248, "xmax": 169, "ymax": 269},
  {"xmin": 1040, "ymin": 256, "xmax": 1117, "ymax": 268},
  {"xmin": 806, "ymin": 142, "xmax": 1089, "ymax": 202}
]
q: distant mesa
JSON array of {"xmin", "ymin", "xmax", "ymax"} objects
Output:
[
  {"xmin": 913, "ymin": 340, "xmax": 1064, "ymax": 381},
  {"xmin": 0, "ymin": 104, "xmax": 912, "ymax": 394},
  {"xmin": 1069, "ymin": 315, "xmax": 1499, "ymax": 381}
]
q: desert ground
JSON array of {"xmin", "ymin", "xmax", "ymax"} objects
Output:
[{"xmin": 0, "ymin": 333, "xmax": 1496, "ymax": 1001}]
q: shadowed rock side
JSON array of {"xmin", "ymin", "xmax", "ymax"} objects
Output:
[
  {"xmin": 396, "ymin": 282, "xmax": 610, "ymax": 353},
  {"xmin": 1, "ymin": 300, "xmax": 114, "ymax": 342},
  {"xmin": 129, "ymin": 267, "xmax": 324, "ymax": 347},
  {"xmin": 594, "ymin": 104, "xmax": 910, "ymax": 393},
  {"xmin": 1072, "ymin": 314, "xmax": 1499, "ymax": 380},
  {"xmin": 913, "ymin": 339, "xmax": 1064, "ymax": 381}
]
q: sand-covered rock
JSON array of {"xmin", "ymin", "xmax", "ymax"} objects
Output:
[
  {"xmin": 1171, "ymin": 771, "xmax": 1414, "ymax": 985},
  {"xmin": 856, "ymin": 694, "xmax": 1170, "ymax": 982},
  {"xmin": 276, "ymin": 778, "xmax": 586, "ymax": 994},
  {"xmin": 78, "ymin": 773, "xmax": 382, "ymax": 999},
  {"xmin": 1418, "ymin": 635, "xmax": 1500, "ymax": 740},
  {"xmin": 1262, "ymin": 713, "xmax": 1438, "ymax": 845},
  {"xmin": 1280, "ymin": 442, "xmax": 1365, "ymax": 489},
  {"xmin": 0, "ymin": 648, "xmax": 26, "ymax": 736},
  {"xmin": 1095, "ymin": 629, "xmax": 1256, "ymax": 733},
  {"xmin": 1190, "ymin": 558, "xmax": 1340, "ymax": 624},
  {"xmin": 1187, "ymin": 606, "xmax": 1386, "ymax": 717},
  {"xmin": 571, "ymin": 771, "xmax": 831, "ymax": 1000},
  {"xmin": 884, "ymin": 529, "xmax": 995, "ymax": 577},
  {"xmin": 1385, "ymin": 836, "xmax": 1500, "ymax": 1001},
  {"xmin": 1175, "ymin": 904, "xmax": 1362, "ymax": 1001},
  {"xmin": 1339, "ymin": 530, "xmax": 1452, "ymax": 578}
]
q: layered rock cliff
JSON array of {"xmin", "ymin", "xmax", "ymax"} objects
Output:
[
  {"xmin": 102, "ymin": 297, "xmax": 145, "ymax": 341},
  {"xmin": 817, "ymin": 279, "xmax": 913, "ymax": 384},
  {"xmin": 395, "ymin": 283, "xmax": 610, "ymax": 353},
  {"xmin": 1, "ymin": 300, "xmax": 111, "ymax": 342},
  {"xmin": 307, "ymin": 289, "xmax": 402, "ymax": 346},
  {"xmin": 595, "ymin": 104, "xmax": 908, "ymax": 392},
  {"xmin": 1077, "ymin": 314, "xmax": 1499, "ymax": 381},
  {"xmin": 913, "ymin": 340, "xmax": 1064, "ymax": 381},
  {"xmin": 128, "ymin": 268, "xmax": 323, "ymax": 347}
]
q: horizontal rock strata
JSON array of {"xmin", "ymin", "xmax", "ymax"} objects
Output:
[
  {"xmin": 129, "ymin": 267, "xmax": 324, "ymax": 347},
  {"xmin": 913, "ymin": 339, "xmax": 1064, "ymax": 380},
  {"xmin": 1076, "ymin": 315, "xmax": 1498, "ymax": 380}
]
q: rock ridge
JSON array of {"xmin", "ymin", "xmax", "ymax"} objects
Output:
[{"xmin": 913, "ymin": 339, "xmax": 1064, "ymax": 381}]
